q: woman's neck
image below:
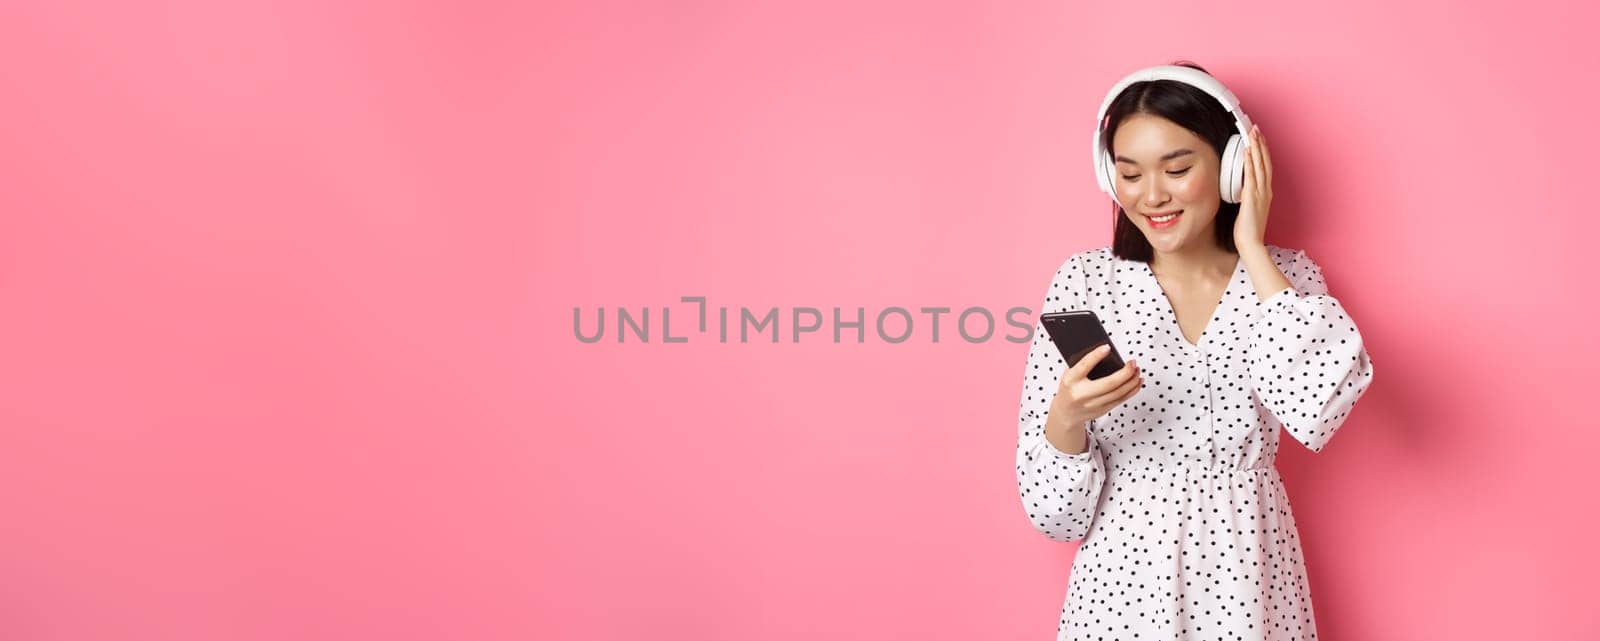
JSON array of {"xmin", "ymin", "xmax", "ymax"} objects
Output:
[{"xmin": 1149, "ymin": 244, "xmax": 1238, "ymax": 281}]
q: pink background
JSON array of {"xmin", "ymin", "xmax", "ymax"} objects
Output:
[{"xmin": 2, "ymin": 1, "xmax": 1595, "ymax": 639}]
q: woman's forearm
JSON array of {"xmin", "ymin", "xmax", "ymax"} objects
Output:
[{"xmin": 1043, "ymin": 410, "xmax": 1090, "ymax": 455}]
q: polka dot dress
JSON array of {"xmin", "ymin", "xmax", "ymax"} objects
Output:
[{"xmin": 1015, "ymin": 244, "xmax": 1375, "ymax": 640}]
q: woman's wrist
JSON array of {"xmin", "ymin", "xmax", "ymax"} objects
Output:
[{"xmin": 1044, "ymin": 412, "xmax": 1092, "ymax": 455}]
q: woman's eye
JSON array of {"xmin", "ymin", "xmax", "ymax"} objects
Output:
[{"xmin": 1122, "ymin": 167, "xmax": 1191, "ymax": 181}]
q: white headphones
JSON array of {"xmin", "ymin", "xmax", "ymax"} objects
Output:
[{"xmin": 1093, "ymin": 65, "xmax": 1255, "ymax": 204}]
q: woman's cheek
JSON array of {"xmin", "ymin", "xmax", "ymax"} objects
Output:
[
  {"xmin": 1116, "ymin": 187, "xmax": 1141, "ymax": 213},
  {"xmin": 1174, "ymin": 176, "xmax": 1204, "ymax": 201}
]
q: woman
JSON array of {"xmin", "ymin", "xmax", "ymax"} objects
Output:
[{"xmin": 1014, "ymin": 62, "xmax": 1376, "ymax": 640}]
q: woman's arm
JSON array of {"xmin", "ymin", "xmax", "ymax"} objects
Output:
[
  {"xmin": 1015, "ymin": 254, "xmax": 1107, "ymax": 542},
  {"xmin": 1245, "ymin": 249, "xmax": 1377, "ymax": 453}
]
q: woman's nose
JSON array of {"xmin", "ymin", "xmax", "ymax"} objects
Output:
[{"xmin": 1143, "ymin": 181, "xmax": 1169, "ymax": 206}]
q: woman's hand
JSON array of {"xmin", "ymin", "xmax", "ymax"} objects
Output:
[
  {"xmin": 1047, "ymin": 344, "xmax": 1143, "ymax": 427},
  {"xmin": 1232, "ymin": 124, "xmax": 1272, "ymax": 250}
]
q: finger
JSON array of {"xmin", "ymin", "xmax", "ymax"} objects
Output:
[
  {"xmin": 1241, "ymin": 143, "xmax": 1254, "ymax": 195},
  {"xmin": 1248, "ymin": 126, "xmax": 1260, "ymax": 195},
  {"xmin": 1259, "ymin": 130, "xmax": 1272, "ymax": 187},
  {"xmin": 1086, "ymin": 367, "xmax": 1143, "ymax": 410},
  {"xmin": 1071, "ymin": 343, "xmax": 1111, "ymax": 374},
  {"xmin": 1252, "ymin": 126, "xmax": 1266, "ymax": 193},
  {"xmin": 1080, "ymin": 356, "xmax": 1139, "ymax": 397},
  {"xmin": 1067, "ymin": 343, "xmax": 1112, "ymax": 378},
  {"xmin": 1107, "ymin": 371, "xmax": 1144, "ymax": 407}
]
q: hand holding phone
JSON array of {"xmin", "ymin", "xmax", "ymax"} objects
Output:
[
  {"xmin": 1040, "ymin": 311, "xmax": 1143, "ymax": 425},
  {"xmin": 1051, "ymin": 342, "xmax": 1142, "ymax": 419}
]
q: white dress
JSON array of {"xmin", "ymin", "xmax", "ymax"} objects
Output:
[{"xmin": 1015, "ymin": 244, "xmax": 1375, "ymax": 640}]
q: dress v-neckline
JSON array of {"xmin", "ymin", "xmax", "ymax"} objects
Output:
[{"xmin": 1140, "ymin": 254, "xmax": 1244, "ymax": 350}]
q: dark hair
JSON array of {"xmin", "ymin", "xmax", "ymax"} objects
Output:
[{"xmin": 1102, "ymin": 60, "xmax": 1241, "ymax": 263}]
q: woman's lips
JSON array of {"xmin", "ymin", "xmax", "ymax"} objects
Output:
[{"xmin": 1146, "ymin": 210, "xmax": 1182, "ymax": 230}]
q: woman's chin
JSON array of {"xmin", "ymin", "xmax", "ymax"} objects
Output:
[{"xmin": 1143, "ymin": 230, "xmax": 1187, "ymax": 251}]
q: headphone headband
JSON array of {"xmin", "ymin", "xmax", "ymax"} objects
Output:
[{"xmin": 1092, "ymin": 65, "xmax": 1255, "ymax": 204}]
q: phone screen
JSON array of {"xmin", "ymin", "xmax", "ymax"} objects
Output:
[{"xmin": 1040, "ymin": 311, "xmax": 1126, "ymax": 380}]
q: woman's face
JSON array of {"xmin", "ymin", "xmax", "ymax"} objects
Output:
[{"xmin": 1110, "ymin": 113, "xmax": 1222, "ymax": 253}]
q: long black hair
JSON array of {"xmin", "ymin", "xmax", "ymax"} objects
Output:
[{"xmin": 1102, "ymin": 61, "xmax": 1242, "ymax": 263}]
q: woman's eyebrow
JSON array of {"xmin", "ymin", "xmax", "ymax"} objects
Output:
[{"xmin": 1114, "ymin": 148, "xmax": 1195, "ymax": 164}]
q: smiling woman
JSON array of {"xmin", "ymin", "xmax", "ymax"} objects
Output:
[
  {"xmin": 1014, "ymin": 62, "xmax": 1376, "ymax": 641},
  {"xmin": 1099, "ymin": 61, "xmax": 1252, "ymax": 263},
  {"xmin": 1115, "ymin": 124, "xmax": 1207, "ymax": 234}
]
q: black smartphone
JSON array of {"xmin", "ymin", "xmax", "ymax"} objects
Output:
[{"xmin": 1040, "ymin": 310, "xmax": 1126, "ymax": 380}]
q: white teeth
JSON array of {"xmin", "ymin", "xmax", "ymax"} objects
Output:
[{"xmin": 1151, "ymin": 213, "xmax": 1179, "ymax": 223}]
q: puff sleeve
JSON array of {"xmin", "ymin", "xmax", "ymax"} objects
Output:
[
  {"xmin": 1247, "ymin": 249, "xmax": 1376, "ymax": 453},
  {"xmin": 1015, "ymin": 253, "xmax": 1107, "ymax": 543}
]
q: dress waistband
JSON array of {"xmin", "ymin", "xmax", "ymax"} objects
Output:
[{"xmin": 1105, "ymin": 461, "xmax": 1278, "ymax": 477}]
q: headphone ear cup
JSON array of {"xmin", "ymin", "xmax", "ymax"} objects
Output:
[
  {"xmin": 1097, "ymin": 150, "xmax": 1118, "ymax": 199},
  {"xmin": 1219, "ymin": 134, "xmax": 1244, "ymax": 204}
]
